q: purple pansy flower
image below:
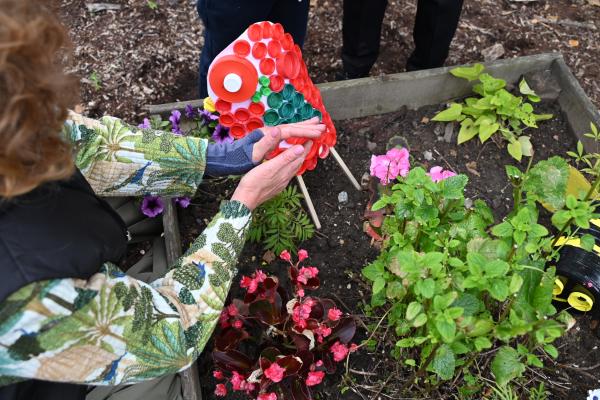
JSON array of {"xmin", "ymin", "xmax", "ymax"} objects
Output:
[
  {"xmin": 184, "ymin": 104, "xmax": 197, "ymax": 119},
  {"xmin": 141, "ymin": 196, "xmax": 164, "ymax": 218},
  {"xmin": 169, "ymin": 110, "xmax": 183, "ymax": 135},
  {"xmin": 200, "ymin": 109, "xmax": 219, "ymax": 125},
  {"xmin": 138, "ymin": 118, "xmax": 151, "ymax": 129},
  {"xmin": 212, "ymin": 124, "xmax": 233, "ymax": 144},
  {"xmin": 175, "ymin": 197, "xmax": 191, "ymax": 208}
]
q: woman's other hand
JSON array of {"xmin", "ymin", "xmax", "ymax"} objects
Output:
[
  {"xmin": 251, "ymin": 117, "xmax": 325, "ymax": 162},
  {"xmin": 232, "ymin": 141, "xmax": 313, "ymax": 211}
]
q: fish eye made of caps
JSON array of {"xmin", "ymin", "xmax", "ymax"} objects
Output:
[{"xmin": 207, "ymin": 21, "xmax": 337, "ymax": 175}]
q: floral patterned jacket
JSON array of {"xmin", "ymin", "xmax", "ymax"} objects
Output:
[{"xmin": 0, "ymin": 113, "xmax": 251, "ymax": 387}]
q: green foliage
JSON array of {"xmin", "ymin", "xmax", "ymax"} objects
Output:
[
  {"xmin": 146, "ymin": 0, "xmax": 158, "ymax": 9},
  {"xmin": 248, "ymin": 186, "xmax": 314, "ymax": 254},
  {"xmin": 361, "ymin": 159, "xmax": 584, "ymax": 392},
  {"xmin": 88, "ymin": 71, "xmax": 102, "ymax": 91},
  {"xmin": 432, "ymin": 64, "xmax": 552, "ymax": 161}
]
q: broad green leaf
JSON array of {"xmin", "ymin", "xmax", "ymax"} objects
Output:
[
  {"xmin": 418, "ymin": 278, "xmax": 436, "ymax": 299},
  {"xmin": 507, "ymin": 140, "xmax": 523, "ymax": 161},
  {"xmin": 372, "ymin": 277, "xmax": 386, "ymax": 295},
  {"xmin": 509, "ymin": 274, "xmax": 524, "ymax": 294},
  {"xmin": 473, "ymin": 337, "xmax": 492, "ymax": 351},
  {"xmin": 519, "ymin": 78, "xmax": 541, "ymax": 102},
  {"xmin": 524, "ymin": 156, "xmax": 570, "ymax": 211},
  {"xmin": 362, "ymin": 262, "xmax": 384, "ymax": 281},
  {"xmin": 492, "ymin": 221, "xmax": 513, "ymax": 238},
  {"xmin": 479, "ymin": 73, "xmax": 506, "ymax": 93},
  {"xmin": 518, "ymin": 136, "xmax": 533, "ymax": 157},
  {"xmin": 452, "ymin": 293, "xmax": 483, "ymax": 317},
  {"xmin": 544, "ymin": 344, "xmax": 559, "ymax": 358},
  {"xmin": 441, "ymin": 174, "xmax": 469, "ymax": 199},
  {"xmin": 432, "ymin": 103, "xmax": 463, "ymax": 122},
  {"xmin": 450, "ymin": 63, "xmax": 485, "ymax": 81},
  {"xmin": 478, "ymin": 119, "xmax": 500, "ymax": 143},
  {"xmin": 485, "ymin": 260, "xmax": 510, "ymax": 278},
  {"xmin": 435, "ymin": 318, "xmax": 456, "ymax": 343},
  {"xmin": 413, "ymin": 313, "xmax": 428, "ymax": 327},
  {"xmin": 491, "ymin": 346, "xmax": 526, "ymax": 386},
  {"xmin": 580, "ymin": 233, "xmax": 595, "ymax": 252},
  {"xmin": 488, "ymin": 279, "xmax": 509, "ymax": 301},
  {"xmin": 427, "ymin": 344, "xmax": 456, "ymax": 380},
  {"xmin": 458, "ymin": 118, "xmax": 478, "ymax": 144},
  {"xmin": 406, "ymin": 302, "xmax": 422, "ymax": 320}
]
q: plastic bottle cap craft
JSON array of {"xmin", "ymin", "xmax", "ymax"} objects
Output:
[{"xmin": 207, "ymin": 21, "xmax": 337, "ymax": 175}]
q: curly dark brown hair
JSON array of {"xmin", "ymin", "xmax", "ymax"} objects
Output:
[{"xmin": 0, "ymin": 0, "xmax": 77, "ymax": 198}]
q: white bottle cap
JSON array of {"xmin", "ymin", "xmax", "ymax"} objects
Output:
[{"xmin": 223, "ymin": 73, "xmax": 243, "ymax": 93}]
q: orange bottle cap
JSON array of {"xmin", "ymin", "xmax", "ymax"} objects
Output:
[
  {"xmin": 259, "ymin": 58, "xmax": 276, "ymax": 75},
  {"xmin": 248, "ymin": 23, "xmax": 263, "ymax": 42},
  {"xmin": 233, "ymin": 40, "xmax": 251, "ymax": 57},
  {"xmin": 252, "ymin": 42, "xmax": 267, "ymax": 59},
  {"xmin": 267, "ymin": 40, "xmax": 282, "ymax": 58},
  {"xmin": 234, "ymin": 108, "xmax": 250, "ymax": 122},
  {"xmin": 208, "ymin": 55, "xmax": 258, "ymax": 103},
  {"xmin": 230, "ymin": 123, "xmax": 246, "ymax": 139}
]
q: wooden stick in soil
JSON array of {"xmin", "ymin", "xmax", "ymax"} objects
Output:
[
  {"xmin": 296, "ymin": 176, "xmax": 322, "ymax": 230},
  {"xmin": 330, "ymin": 147, "xmax": 362, "ymax": 191}
]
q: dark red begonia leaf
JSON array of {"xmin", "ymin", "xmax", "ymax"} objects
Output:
[{"xmin": 213, "ymin": 349, "xmax": 253, "ymax": 373}]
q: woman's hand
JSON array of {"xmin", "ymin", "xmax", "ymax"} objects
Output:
[
  {"xmin": 232, "ymin": 141, "xmax": 313, "ymax": 211},
  {"xmin": 251, "ymin": 117, "xmax": 325, "ymax": 162}
]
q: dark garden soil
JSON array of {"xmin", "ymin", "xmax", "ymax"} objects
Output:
[{"xmin": 177, "ymin": 99, "xmax": 600, "ymax": 399}]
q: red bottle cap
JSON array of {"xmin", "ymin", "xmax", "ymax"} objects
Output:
[
  {"xmin": 215, "ymin": 99, "xmax": 232, "ymax": 113},
  {"xmin": 219, "ymin": 113, "xmax": 234, "ymax": 127},
  {"xmin": 282, "ymin": 33, "xmax": 294, "ymax": 51},
  {"xmin": 267, "ymin": 40, "xmax": 282, "ymax": 58},
  {"xmin": 230, "ymin": 123, "xmax": 246, "ymax": 139},
  {"xmin": 233, "ymin": 40, "xmax": 251, "ymax": 57},
  {"xmin": 248, "ymin": 23, "xmax": 263, "ymax": 42},
  {"xmin": 246, "ymin": 117, "xmax": 264, "ymax": 131},
  {"xmin": 259, "ymin": 58, "xmax": 276, "ymax": 75},
  {"xmin": 234, "ymin": 108, "xmax": 250, "ymax": 122},
  {"xmin": 208, "ymin": 55, "xmax": 258, "ymax": 103},
  {"xmin": 269, "ymin": 75, "xmax": 284, "ymax": 92},
  {"xmin": 248, "ymin": 102, "xmax": 265, "ymax": 116},
  {"xmin": 272, "ymin": 23, "xmax": 284, "ymax": 40},
  {"xmin": 260, "ymin": 21, "xmax": 272, "ymax": 39},
  {"xmin": 252, "ymin": 42, "xmax": 267, "ymax": 59},
  {"xmin": 276, "ymin": 51, "xmax": 300, "ymax": 79}
]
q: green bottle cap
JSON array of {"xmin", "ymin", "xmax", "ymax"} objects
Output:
[
  {"xmin": 252, "ymin": 92, "xmax": 262, "ymax": 103},
  {"xmin": 261, "ymin": 86, "xmax": 272, "ymax": 97},
  {"xmin": 292, "ymin": 92, "xmax": 305, "ymax": 108},
  {"xmin": 301, "ymin": 103, "xmax": 313, "ymax": 118},
  {"xmin": 267, "ymin": 92, "xmax": 283, "ymax": 109},
  {"xmin": 264, "ymin": 110, "xmax": 280, "ymax": 126},
  {"xmin": 259, "ymin": 76, "xmax": 271, "ymax": 87},
  {"xmin": 291, "ymin": 113, "xmax": 303, "ymax": 123},
  {"xmin": 279, "ymin": 103, "xmax": 295, "ymax": 119},
  {"xmin": 282, "ymin": 84, "xmax": 295, "ymax": 100},
  {"xmin": 313, "ymin": 109, "xmax": 322, "ymax": 120}
]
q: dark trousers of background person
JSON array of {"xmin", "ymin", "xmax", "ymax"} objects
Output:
[
  {"xmin": 341, "ymin": 0, "xmax": 464, "ymax": 78},
  {"xmin": 197, "ymin": 0, "xmax": 310, "ymax": 98}
]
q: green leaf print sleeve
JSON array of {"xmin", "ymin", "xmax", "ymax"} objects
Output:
[
  {"xmin": 0, "ymin": 201, "xmax": 251, "ymax": 386},
  {"xmin": 63, "ymin": 112, "xmax": 207, "ymax": 197}
]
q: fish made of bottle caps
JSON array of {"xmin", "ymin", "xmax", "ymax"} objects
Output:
[{"xmin": 207, "ymin": 21, "xmax": 336, "ymax": 175}]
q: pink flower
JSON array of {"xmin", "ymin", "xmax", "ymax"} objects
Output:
[
  {"xmin": 292, "ymin": 299, "xmax": 313, "ymax": 329},
  {"xmin": 350, "ymin": 343, "xmax": 359, "ymax": 352},
  {"xmin": 297, "ymin": 266, "xmax": 319, "ymax": 285},
  {"xmin": 328, "ymin": 307, "xmax": 342, "ymax": 321},
  {"xmin": 428, "ymin": 166, "xmax": 456, "ymax": 183},
  {"xmin": 233, "ymin": 320, "xmax": 243, "ymax": 329},
  {"xmin": 240, "ymin": 276, "xmax": 258, "ymax": 293},
  {"xmin": 298, "ymin": 249, "xmax": 309, "ymax": 261},
  {"xmin": 255, "ymin": 270, "xmax": 267, "ymax": 282},
  {"xmin": 227, "ymin": 304, "xmax": 238, "ymax": 317},
  {"xmin": 296, "ymin": 288, "xmax": 305, "ymax": 297},
  {"xmin": 230, "ymin": 371, "xmax": 246, "ymax": 391},
  {"xmin": 315, "ymin": 325, "xmax": 332, "ymax": 342},
  {"xmin": 305, "ymin": 371, "xmax": 325, "ymax": 387},
  {"xmin": 213, "ymin": 370, "xmax": 224, "ymax": 380},
  {"xmin": 264, "ymin": 362, "xmax": 286, "ymax": 383},
  {"xmin": 279, "ymin": 250, "xmax": 291, "ymax": 262},
  {"xmin": 214, "ymin": 384, "xmax": 227, "ymax": 397},
  {"xmin": 370, "ymin": 147, "xmax": 410, "ymax": 185},
  {"xmin": 257, "ymin": 393, "xmax": 278, "ymax": 400},
  {"xmin": 315, "ymin": 360, "xmax": 324, "ymax": 367},
  {"xmin": 330, "ymin": 341, "xmax": 349, "ymax": 362}
]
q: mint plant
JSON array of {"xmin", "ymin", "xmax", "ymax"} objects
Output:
[
  {"xmin": 360, "ymin": 146, "xmax": 589, "ymax": 395},
  {"xmin": 212, "ymin": 250, "xmax": 356, "ymax": 400},
  {"xmin": 249, "ymin": 186, "xmax": 315, "ymax": 255},
  {"xmin": 432, "ymin": 64, "xmax": 552, "ymax": 161}
]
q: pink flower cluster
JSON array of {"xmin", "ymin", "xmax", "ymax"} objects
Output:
[
  {"xmin": 428, "ymin": 166, "xmax": 456, "ymax": 182},
  {"xmin": 240, "ymin": 270, "xmax": 267, "ymax": 294},
  {"xmin": 292, "ymin": 297, "xmax": 315, "ymax": 330},
  {"xmin": 214, "ymin": 370, "xmax": 256, "ymax": 397},
  {"xmin": 370, "ymin": 147, "xmax": 410, "ymax": 185},
  {"xmin": 330, "ymin": 342, "xmax": 358, "ymax": 362},
  {"xmin": 219, "ymin": 303, "xmax": 243, "ymax": 329}
]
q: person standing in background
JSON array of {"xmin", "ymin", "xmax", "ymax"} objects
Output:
[
  {"xmin": 339, "ymin": 0, "xmax": 464, "ymax": 79},
  {"xmin": 197, "ymin": 0, "xmax": 310, "ymax": 98}
]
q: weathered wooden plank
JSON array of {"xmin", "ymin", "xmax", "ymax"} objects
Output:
[
  {"xmin": 162, "ymin": 201, "xmax": 203, "ymax": 400},
  {"xmin": 553, "ymin": 57, "xmax": 600, "ymax": 153}
]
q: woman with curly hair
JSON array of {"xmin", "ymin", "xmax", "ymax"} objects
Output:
[{"xmin": 0, "ymin": 1, "xmax": 324, "ymax": 399}]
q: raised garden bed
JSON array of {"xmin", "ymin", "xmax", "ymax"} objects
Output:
[{"xmin": 149, "ymin": 53, "xmax": 600, "ymax": 399}]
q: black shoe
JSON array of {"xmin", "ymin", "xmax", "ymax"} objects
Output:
[{"xmin": 334, "ymin": 69, "xmax": 369, "ymax": 81}]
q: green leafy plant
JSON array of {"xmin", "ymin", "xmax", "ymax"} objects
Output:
[
  {"xmin": 88, "ymin": 71, "xmax": 102, "ymax": 91},
  {"xmin": 360, "ymin": 143, "xmax": 600, "ymax": 394},
  {"xmin": 432, "ymin": 63, "xmax": 552, "ymax": 161},
  {"xmin": 249, "ymin": 186, "xmax": 314, "ymax": 255}
]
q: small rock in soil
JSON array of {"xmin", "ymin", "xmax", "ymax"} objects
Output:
[
  {"xmin": 443, "ymin": 122, "xmax": 455, "ymax": 143},
  {"xmin": 482, "ymin": 43, "xmax": 505, "ymax": 61},
  {"xmin": 423, "ymin": 150, "xmax": 433, "ymax": 161},
  {"xmin": 361, "ymin": 173, "xmax": 371, "ymax": 190},
  {"xmin": 338, "ymin": 191, "xmax": 348, "ymax": 203},
  {"xmin": 366, "ymin": 141, "xmax": 377, "ymax": 151}
]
